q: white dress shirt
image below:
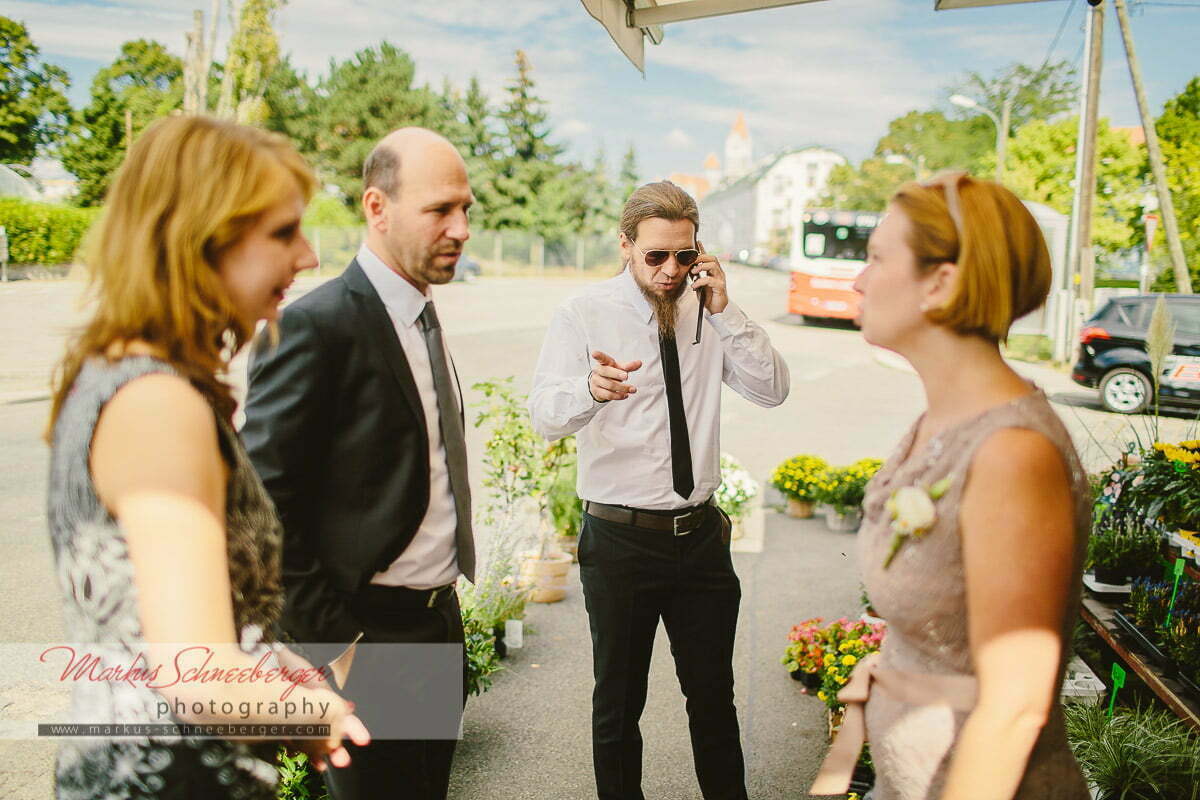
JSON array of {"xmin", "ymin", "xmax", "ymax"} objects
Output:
[
  {"xmin": 357, "ymin": 244, "xmax": 462, "ymax": 589},
  {"xmin": 529, "ymin": 267, "xmax": 790, "ymax": 510}
]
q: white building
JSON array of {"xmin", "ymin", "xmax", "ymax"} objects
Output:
[{"xmin": 700, "ymin": 142, "xmax": 846, "ymax": 266}]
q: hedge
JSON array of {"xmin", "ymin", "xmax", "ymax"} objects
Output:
[{"xmin": 0, "ymin": 199, "xmax": 101, "ymax": 265}]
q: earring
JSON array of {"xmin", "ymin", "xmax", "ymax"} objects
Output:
[{"xmin": 919, "ymin": 301, "xmax": 930, "ymax": 312}]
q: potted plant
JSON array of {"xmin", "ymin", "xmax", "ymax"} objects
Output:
[
  {"xmin": 545, "ymin": 440, "xmax": 583, "ymax": 559},
  {"xmin": 781, "ymin": 617, "xmax": 826, "ymax": 690},
  {"xmin": 715, "ymin": 453, "xmax": 759, "ymax": 539},
  {"xmin": 1065, "ymin": 701, "xmax": 1200, "ymax": 800},
  {"xmin": 1088, "ymin": 512, "xmax": 1163, "ymax": 586},
  {"xmin": 1124, "ymin": 439, "xmax": 1200, "ymax": 532},
  {"xmin": 770, "ymin": 454, "xmax": 829, "ymax": 518},
  {"xmin": 472, "ymin": 378, "xmax": 572, "ymax": 604},
  {"xmin": 819, "ymin": 458, "xmax": 883, "ymax": 532},
  {"xmin": 461, "ymin": 605, "xmax": 503, "ymax": 695},
  {"xmin": 814, "ymin": 617, "xmax": 887, "ymax": 723}
]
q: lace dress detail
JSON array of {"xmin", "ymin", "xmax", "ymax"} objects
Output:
[
  {"xmin": 857, "ymin": 388, "xmax": 1091, "ymax": 800},
  {"xmin": 47, "ymin": 356, "xmax": 283, "ymax": 799}
]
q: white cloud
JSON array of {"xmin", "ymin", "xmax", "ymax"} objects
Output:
[
  {"xmin": 560, "ymin": 119, "xmax": 592, "ymax": 138},
  {"xmin": 665, "ymin": 127, "xmax": 694, "ymax": 149}
]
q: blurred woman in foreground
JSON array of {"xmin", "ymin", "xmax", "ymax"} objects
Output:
[{"xmin": 45, "ymin": 115, "xmax": 368, "ymax": 799}]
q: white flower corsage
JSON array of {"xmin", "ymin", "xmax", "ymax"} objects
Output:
[{"xmin": 883, "ymin": 476, "xmax": 953, "ymax": 568}]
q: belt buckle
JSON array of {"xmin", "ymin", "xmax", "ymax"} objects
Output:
[
  {"xmin": 427, "ymin": 586, "xmax": 443, "ymax": 608},
  {"xmin": 673, "ymin": 513, "xmax": 692, "ymax": 536}
]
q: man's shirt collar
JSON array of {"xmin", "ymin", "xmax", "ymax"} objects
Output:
[{"xmin": 357, "ymin": 243, "xmax": 430, "ymax": 327}]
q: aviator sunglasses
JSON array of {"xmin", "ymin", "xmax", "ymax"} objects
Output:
[{"xmin": 630, "ymin": 239, "xmax": 701, "ymax": 268}]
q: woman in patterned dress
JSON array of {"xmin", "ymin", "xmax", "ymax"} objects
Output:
[
  {"xmin": 811, "ymin": 173, "xmax": 1090, "ymax": 800},
  {"xmin": 45, "ymin": 115, "xmax": 368, "ymax": 799}
]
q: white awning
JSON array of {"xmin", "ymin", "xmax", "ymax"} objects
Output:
[
  {"xmin": 934, "ymin": 0, "xmax": 1053, "ymax": 7},
  {"xmin": 581, "ymin": 0, "xmax": 827, "ymax": 72}
]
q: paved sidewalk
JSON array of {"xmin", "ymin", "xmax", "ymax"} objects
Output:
[{"xmin": 448, "ymin": 510, "xmax": 855, "ymax": 800}]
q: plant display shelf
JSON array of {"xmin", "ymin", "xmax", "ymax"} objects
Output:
[
  {"xmin": 1079, "ymin": 596, "xmax": 1200, "ymax": 732},
  {"xmin": 1162, "ymin": 541, "xmax": 1200, "ymax": 582}
]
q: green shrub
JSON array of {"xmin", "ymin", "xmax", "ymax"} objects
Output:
[
  {"xmin": 275, "ymin": 746, "xmax": 328, "ymax": 799},
  {"xmin": 0, "ymin": 199, "xmax": 100, "ymax": 265},
  {"xmin": 1065, "ymin": 701, "xmax": 1200, "ymax": 799},
  {"xmin": 462, "ymin": 605, "xmax": 502, "ymax": 696}
]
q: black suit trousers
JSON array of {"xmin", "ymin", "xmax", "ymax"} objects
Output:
[
  {"xmin": 578, "ymin": 505, "xmax": 748, "ymax": 800},
  {"xmin": 320, "ymin": 588, "xmax": 466, "ymax": 800}
]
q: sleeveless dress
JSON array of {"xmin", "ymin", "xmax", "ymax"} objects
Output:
[
  {"xmin": 857, "ymin": 387, "xmax": 1091, "ymax": 800},
  {"xmin": 47, "ymin": 355, "xmax": 284, "ymax": 799}
]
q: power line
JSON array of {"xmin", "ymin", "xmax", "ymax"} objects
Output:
[{"xmin": 1041, "ymin": 0, "xmax": 1079, "ymax": 70}]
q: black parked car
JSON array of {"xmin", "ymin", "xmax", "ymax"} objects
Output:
[{"xmin": 1071, "ymin": 294, "xmax": 1200, "ymax": 414}]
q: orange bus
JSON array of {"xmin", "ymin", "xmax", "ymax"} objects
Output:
[{"xmin": 786, "ymin": 209, "xmax": 881, "ymax": 322}]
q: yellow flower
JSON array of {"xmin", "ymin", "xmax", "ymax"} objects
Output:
[
  {"xmin": 835, "ymin": 674, "xmax": 847, "ymax": 685},
  {"xmin": 841, "ymin": 654, "xmax": 857, "ymax": 666},
  {"xmin": 817, "ymin": 690, "xmax": 828, "ymax": 701}
]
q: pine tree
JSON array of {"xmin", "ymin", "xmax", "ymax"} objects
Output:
[
  {"xmin": 492, "ymin": 50, "xmax": 573, "ymax": 240},
  {"xmin": 618, "ymin": 143, "xmax": 639, "ymax": 202},
  {"xmin": 313, "ymin": 42, "xmax": 450, "ymax": 201}
]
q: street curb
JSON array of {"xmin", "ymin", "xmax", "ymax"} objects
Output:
[{"xmin": 1, "ymin": 391, "xmax": 50, "ymax": 405}]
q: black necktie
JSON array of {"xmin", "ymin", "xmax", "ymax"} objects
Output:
[
  {"xmin": 658, "ymin": 332, "xmax": 694, "ymax": 500},
  {"xmin": 418, "ymin": 302, "xmax": 476, "ymax": 582}
]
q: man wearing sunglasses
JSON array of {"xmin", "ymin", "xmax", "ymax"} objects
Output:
[{"xmin": 529, "ymin": 181, "xmax": 790, "ymax": 800}]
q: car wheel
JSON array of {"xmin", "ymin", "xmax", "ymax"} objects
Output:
[{"xmin": 1099, "ymin": 368, "xmax": 1152, "ymax": 414}]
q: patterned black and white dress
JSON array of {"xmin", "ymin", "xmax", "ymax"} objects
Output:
[{"xmin": 47, "ymin": 355, "xmax": 284, "ymax": 799}]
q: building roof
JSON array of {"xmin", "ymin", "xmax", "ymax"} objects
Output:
[
  {"xmin": 667, "ymin": 172, "xmax": 712, "ymax": 201},
  {"xmin": 704, "ymin": 152, "xmax": 721, "ymax": 169},
  {"xmin": 1112, "ymin": 125, "xmax": 1147, "ymax": 146},
  {"xmin": 700, "ymin": 145, "xmax": 847, "ymax": 204},
  {"xmin": 730, "ymin": 112, "xmax": 749, "ymax": 140}
]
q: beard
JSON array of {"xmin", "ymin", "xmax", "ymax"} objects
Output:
[{"xmin": 637, "ymin": 278, "xmax": 688, "ymax": 339}]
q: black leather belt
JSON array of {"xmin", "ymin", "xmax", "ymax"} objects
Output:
[
  {"xmin": 584, "ymin": 498, "xmax": 713, "ymax": 536},
  {"xmin": 360, "ymin": 582, "xmax": 456, "ymax": 608}
]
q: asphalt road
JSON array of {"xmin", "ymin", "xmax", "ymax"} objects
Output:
[{"xmin": 1, "ymin": 265, "xmax": 1195, "ymax": 798}]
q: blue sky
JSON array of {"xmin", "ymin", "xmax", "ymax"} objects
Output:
[{"xmin": 9, "ymin": 0, "xmax": 1200, "ymax": 181}]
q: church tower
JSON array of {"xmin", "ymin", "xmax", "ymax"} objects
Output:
[
  {"xmin": 703, "ymin": 152, "xmax": 721, "ymax": 189},
  {"xmin": 723, "ymin": 112, "xmax": 752, "ymax": 181}
]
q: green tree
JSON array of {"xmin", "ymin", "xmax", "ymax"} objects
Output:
[
  {"xmin": 873, "ymin": 110, "xmax": 992, "ymax": 177},
  {"xmin": 1156, "ymin": 77, "xmax": 1200, "ymax": 289},
  {"xmin": 262, "ymin": 56, "xmax": 317, "ymax": 157},
  {"xmin": 312, "ymin": 42, "xmax": 449, "ymax": 201},
  {"xmin": 0, "ymin": 16, "xmax": 70, "ymax": 165},
  {"xmin": 491, "ymin": 50, "xmax": 574, "ymax": 239},
  {"xmin": 816, "ymin": 158, "xmax": 912, "ymax": 211},
  {"xmin": 997, "ymin": 117, "xmax": 1147, "ymax": 254},
  {"xmin": 581, "ymin": 146, "xmax": 620, "ymax": 236},
  {"xmin": 60, "ymin": 40, "xmax": 183, "ymax": 206},
  {"xmin": 949, "ymin": 60, "xmax": 1078, "ymax": 134},
  {"xmin": 618, "ymin": 142, "xmax": 639, "ymax": 200},
  {"xmin": 215, "ymin": 0, "xmax": 285, "ymax": 123},
  {"xmin": 447, "ymin": 75, "xmax": 502, "ymax": 230}
]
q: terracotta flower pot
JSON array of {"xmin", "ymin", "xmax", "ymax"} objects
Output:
[
  {"xmin": 786, "ymin": 498, "xmax": 815, "ymax": 519},
  {"xmin": 518, "ymin": 551, "xmax": 573, "ymax": 603}
]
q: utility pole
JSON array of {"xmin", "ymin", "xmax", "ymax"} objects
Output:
[
  {"xmin": 1076, "ymin": 0, "xmax": 1105, "ymax": 313},
  {"xmin": 997, "ymin": 94, "xmax": 1013, "ymax": 184},
  {"xmin": 1114, "ymin": 0, "xmax": 1192, "ymax": 292}
]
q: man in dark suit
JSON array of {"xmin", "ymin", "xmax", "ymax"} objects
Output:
[{"xmin": 242, "ymin": 127, "xmax": 476, "ymax": 800}]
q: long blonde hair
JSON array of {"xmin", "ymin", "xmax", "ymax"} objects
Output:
[{"xmin": 47, "ymin": 115, "xmax": 315, "ymax": 437}]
